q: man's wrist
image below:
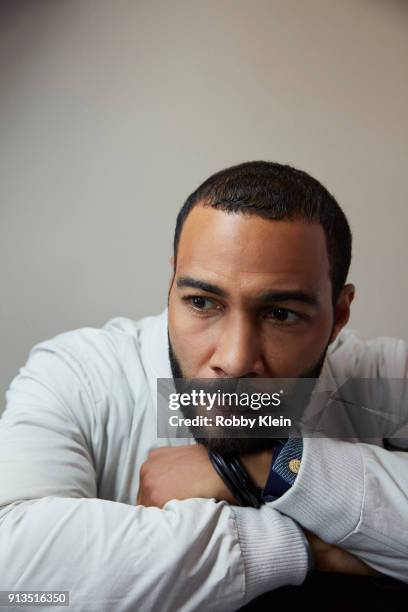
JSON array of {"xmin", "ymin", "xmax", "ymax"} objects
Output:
[
  {"xmin": 239, "ymin": 448, "xmax": 274, "ymax": 488},
  {"xmin": 208, "ymin": 451, "xmax": 263, "ymax": 507},
  {"xmin": 302, "ymin": 527, "xmax": 316, "ymax": 576}
]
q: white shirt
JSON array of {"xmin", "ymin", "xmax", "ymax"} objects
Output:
[{"xmin": 0, "ymin": 309, "xmax": 407, "ymax": 611}]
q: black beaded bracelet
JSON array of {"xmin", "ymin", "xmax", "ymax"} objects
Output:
[
  {"xmin": 208, "ymin": 450, "xmax": 263, "ymax": 508},
  {"xmin": 209, "ymin": 451, "xmax": 248, "ymax": 506}
]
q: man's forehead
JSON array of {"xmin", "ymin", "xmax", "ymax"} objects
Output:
[{"xmin": 176, "ymin": 205, "xmax": 330, "ymax": 282}]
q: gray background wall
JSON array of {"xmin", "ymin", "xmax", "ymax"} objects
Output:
[{"xmin": 1, "ymin": 0, "xmax": 407, "ymax": 413}]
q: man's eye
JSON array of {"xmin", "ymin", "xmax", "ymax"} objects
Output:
[
  {"xmin": 266, "ymin": 307, "xmax": 300, "ymax": 323},
  {"xmin": 189, "ymin": 296, "xmax": 216, "ymax": 311}
]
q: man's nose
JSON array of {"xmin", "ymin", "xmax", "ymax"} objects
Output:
[{"xmin": 209, "ymin": 315, "xmax": 265, "ymax": 377}]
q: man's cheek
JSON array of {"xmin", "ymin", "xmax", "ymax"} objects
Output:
[
  {"xmin": 178, "ymin": 345, "xmax": 202, "ymax": 377},
  {"xmin": 263, "ymin": 341, "xmax": 307, "ymax": 377},
  {"xmin": 178, "ymin": 338, "xmax": 211, "ymax": 377}
]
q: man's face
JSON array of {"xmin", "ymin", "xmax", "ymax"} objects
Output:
[{"xmin": 168, "ymin": 205, "xmax": 339, "ymax": 381}]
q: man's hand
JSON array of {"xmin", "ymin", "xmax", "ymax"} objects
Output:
[
  {"xmin": 305, "ymin": 530, "xmax": 381, "ymax": 576},
  {"xmin": 137, "ymin": 443, "xmax": 274, "ymax": 507},
  {"xmin": 137, "ymin": 444, "xmax": 237, "ymax": 506}
]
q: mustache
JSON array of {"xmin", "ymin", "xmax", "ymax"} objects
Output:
[{"xmin": 167, "ymin": 329, "xmax": 330, "ymax": 455}]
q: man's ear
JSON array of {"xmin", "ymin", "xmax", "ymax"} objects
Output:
[{"xmin": 329, "ymin": 283, "xmax": 355, "ymax": 344}]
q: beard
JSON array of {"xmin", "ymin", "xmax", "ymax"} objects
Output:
[{"xmin": 168, "ymin": 330, "xmax": 331, "ymax": 455}]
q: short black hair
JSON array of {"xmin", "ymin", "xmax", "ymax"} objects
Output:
[{"xmin": 174, "ymin": 160, "xmax": 352, "ymax": 304}]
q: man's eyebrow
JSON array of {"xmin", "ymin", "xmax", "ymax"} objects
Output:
[
  {"xmin": 176, "ymin": 277, "xmax": 228, "ymax": 297},
  {"xmin": 257, "ymin": 290, "xmax": 319, "ymax": 307},
  {"xmin": 176, "ymin": 278, "xmax": 318, "ymax": 306}
]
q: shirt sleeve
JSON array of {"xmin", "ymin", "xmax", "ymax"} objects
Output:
[
  {"xmin": 265, "ymin": 335, "xmax": 408, "ymax": 584},
  {"xmin": 261, "ymin": 438, "xmax": 303, "ymax": 502},
  {"xmin": 0, "ymin": 338, "xmax": 310, "ymax": 611},
  {"xmin": 267, "ymin": 437, "xmax": 408, "ymax": 583}
]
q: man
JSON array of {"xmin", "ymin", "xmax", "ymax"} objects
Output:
[{"xmin": 0, "ymin": 161, "xmax": 407, "ymax": 611}]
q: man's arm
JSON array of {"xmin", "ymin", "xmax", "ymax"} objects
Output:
[
  {"xmin": 268, "ymin": 335, "xmax": 408, "ymax": 583},
  {"xmin": 130, "ymin": 334, "xmax": 408, "ymax": 585},
  {"xmin": 241, "ymin": 332, "xmax": 408, "ymax": 582},
  {"xmin": 136, "ymin": 443, "xmax": 382, "ymax": 577},
  {"xmin": 0, "ymin": 341, "xmax": 309, "ymax": 611},
  {"xmin": 268, "ymin": 436, "xmax": 408, "ymax": 582}
]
